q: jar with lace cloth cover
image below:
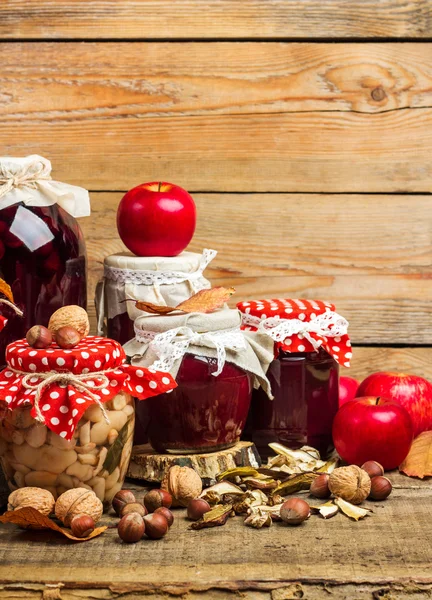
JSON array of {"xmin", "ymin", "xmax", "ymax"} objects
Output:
[
  {"xmin": 0, "ymin": 155, "xmax": 89, "ymax": 366},
  {"xmin": 124, "ymin": 307, "xmax": 274, "ymax": 454},
  {"xmin": 95, "ymin": 249, "xmax": 217, "ymax": 345},
  {"xmin": 0, "ymin": 335, "xmax": 176, "ymax": 506},
  {"xmin": 237, "ymin": 299, "xmax": 351, "ymax": 458}
]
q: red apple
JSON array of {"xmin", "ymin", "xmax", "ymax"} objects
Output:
[
  {"xmin": 339, "ymin": 376, "xmax": 360, "ymax": 406},
  {"xmin": 356, "ymin": 372, "xmax": 432, "ymax": 437},
  {"xmin": 117, "ymin": 182, "xmax": 196, "ymax": 257},
  {"xmin": 332, "ymin": 396, "xmax": 413, "ymax": 469}
]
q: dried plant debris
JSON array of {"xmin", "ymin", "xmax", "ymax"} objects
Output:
[
  {"xmin": 272, "ymin": 472, "xmax": 319, "ymax": 496},
  {"xmin": 399, "ymin": 431, "xmax": 432, "ymax": 479},
  {"xmin": 136, "ymin": 287, "xmax": 236, "ymax": 316},
  {"xmin": 190, "ymin": 504, "xmax": 233, "ymax": 530},
  {"xmin": 217, "ymin": 467, "xmax": 259, "ymax": 481},
  {"xmin": 309, "ymin": 501, "xmax": 339, "ymax": 519},
  {"xmin": 244, "ymin": 512, "xmax": 272, "ymax": 529},
  {"xmin": 334, "ymin": 498, "xmax": 373, "ymax": 521}
]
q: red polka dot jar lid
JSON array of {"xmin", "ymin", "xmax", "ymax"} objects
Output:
[
  {"xmin": 237, "ymin": 299, "xmax": 352, "ymax": 367},
  {"xmin": 0, "ymin": 335, "xmax": 176, "ymax": 440}
]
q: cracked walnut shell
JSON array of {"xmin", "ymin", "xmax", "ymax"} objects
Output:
[
  {"xmin": 161, "ymin": 466, "xmax": 202, "ymax": 507},
  {"xmin": 8, "ymin": 487, "xmax": 55, "ymax": 516},
  {"xmin": 328, "ymin": 466, "xmax": 371, "ymax": 505},
  {"xmin": 55, "ymin": 488, "xmax": 103, "ymax": 526}
]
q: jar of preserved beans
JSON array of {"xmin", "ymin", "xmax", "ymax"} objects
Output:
[
  {"xmin": 95, "ymin": 249, "xmax": 216, "ymax": 345},
  {"xmin": 0, "ymin": 155, "xmax": 89, "ymax": 366},
  {"xmin": 0, "ymin": 335, "xmax": 175, "ymax": 507},
  {"xmin": 124, "ymin": 308, "xmax": 273, "ymax": 454},
  {"xmin": 237, "ymin": 299, "xmax": 351, "ymax": 459}
]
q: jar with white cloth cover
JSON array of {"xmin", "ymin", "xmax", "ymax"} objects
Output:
[
  {"xmin": 95, "ymin": 249, "xmax": 216, "ymax": 345},
  {"xmin": 124, "ymin": 307, "xmax": 274, "ymax": 454},
  {"xmin": 0, "ymin": 155, "xmax": 89, "ymax": 365},
  {"xmin": 237, "ymin": 299, "xmax": 352, "ymax": 458}
]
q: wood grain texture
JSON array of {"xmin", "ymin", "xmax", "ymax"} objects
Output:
[
  {"xmin": 83, "ymin": 192, "xmax": 432, "ymax": 344},
  {"xmin": 1, "ymin": 0, "xmax": 432, "ymax": 39},
  {"xmin": 2, "ymin": 43, "xmax": 432, "ymax": 192}
]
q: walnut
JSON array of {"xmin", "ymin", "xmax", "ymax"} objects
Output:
[
  {"xmin": 8, "ymin": 487, "xmax": 55, "ymax": 516},
  {"xmin": 328, "ymin": 466, "xmax": 371, "ymax": 505},
  {"xmin": 161, "ymin": 466, "xmax": 202, "ymax": 507},
  {"xmin": 48, "ymin": 305, "xmax": 90, "ymax": 339},
  {"xmin": 55, "ymin": 488, "xmax": 103, "ymax": 526}
]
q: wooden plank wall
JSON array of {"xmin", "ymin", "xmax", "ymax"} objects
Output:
[{"xmin": 1, "ymin": 1, "xmax": 431, "ymax": 380}]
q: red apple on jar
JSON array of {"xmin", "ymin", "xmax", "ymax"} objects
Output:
[
  {"xmin": 117, "ymin": 182, "xmax": 196, "ymax": 257},
  {"xmin": 332, "ymin": 396, "xmax": 413, "ymax": 470},
  {"xmin": 356, "ymin": 372, "xmax": 432, "ymax": 437},
  {"xmin": 339, "ymin": 376, "xmax": 360, "ymax": 406}
]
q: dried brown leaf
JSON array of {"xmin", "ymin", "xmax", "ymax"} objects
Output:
[
  {"xmin": 0, "ymin": 507, "xmax": 107, "ymax": 541},
  {"xmin": 134, "ymin": 301, "xmax": 177, "ymax": 315},
  {"xmin": 399, "ymin": 431, "xmax": 432, "ymax": 479},
  {"xmin": 176, "ymin": 287, "xmax": 235, "ymax": 314},
  {"xmin": 0, "ymin": 278, "xmax": 14, "ymax": 303}
]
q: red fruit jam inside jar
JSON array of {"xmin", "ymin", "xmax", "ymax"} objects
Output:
[
  {"xmin": 0, "ymin": 203, "xmax": 87, "ymax": 364},
  {"xmin": 136, "ymin": 353, "xmax": 253, "ymax": 454},
  {"xmin": 248, "ymin": 348, "xmax": 339, "ymax": 459}
]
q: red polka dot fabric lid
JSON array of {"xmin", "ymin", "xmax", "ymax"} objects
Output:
[
  {"xmin": 237, "ymin": 299, "xmax": 352, "ymax": 367},
  {"xmin": 0, "ymin": 336, "xmax": 176, "ymax": 440}
]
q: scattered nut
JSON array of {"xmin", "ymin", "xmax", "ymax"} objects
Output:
[
  {"xmin": 280, "ymin": 498, "xmax": 310, "ymax": 526},
  {"xmin": 144, "ymin": 513, "xmax": 169, "ymax": 539},
  {"xmin": 120, "ymin": 502, "xmax": 147, "ymax": 518},
  {"xmin": 369, "ymin": 476, "xmax": 392, "ymax": 501},
  {"xmin": 70, "ymin": 514, "xmax": 95, "ymax": 538},
  {"xmin": 112, "ymin": 490, "xmax": 136, "ymax": 516},
  {"xmin": 361, "ymin": 461, "xmax": 385, "ymax": 479},
  {"xmin": 154, "ymin": 507, "xmax": 174, "ymax": 528},
  {"xmin": 310, "ymin": 474, "xmax": 331, "ymax": 499},
  {"xmin": 328, "ymin": 466, "xmax": 371, "ymax": 505},
  {"xmin": 55, "ymin": 488, "xmax": 103, "ymax": 526},
  {"xmin": 55, "ymin": 326, "xmax": 81, "ymax": 349},
  {"xmin": 48, "ymin": 305, "xmax": 90, "ymax": 339},
  {"xmin": 8, "ymin": 487, "xmax": 55, "ymax": 516},
  {"xmin": 187, "ymin": 498, "xmax": 211, "ymax": 521},
  {"xmin": 161, "ymin": 466, "xmax": 202, "ymax": 507},
  {"xmin": 26, "ymin": 326, "xmax": 53, "ymax": 349},
  {"xmin": 144, "ymin": 489, "xmax": 172, "ymax": 513},
  {"xmin": 118, "ymin": 513, "xmax": 145, "ymax": 543}
]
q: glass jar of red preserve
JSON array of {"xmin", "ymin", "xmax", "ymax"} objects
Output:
[
  {"xmin": 237, "ymin": 299, "xmax": 352, "ymax": 458},
  {"xmin": 124, "ymin": 308, "xmax": 273, "ymax": 454},
  {"xmin": 0, "ymin": 155, "xmax": 89, "ymax": 365}
]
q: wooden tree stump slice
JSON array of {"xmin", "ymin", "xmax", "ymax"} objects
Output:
[{"xmin": 127, "ymin": 441, "xmax": 262, "ymax": 486}]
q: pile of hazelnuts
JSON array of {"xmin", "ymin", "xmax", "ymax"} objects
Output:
[{"xmin": 27, "ymin": 324, "xmax": 82, "ymax": 350}]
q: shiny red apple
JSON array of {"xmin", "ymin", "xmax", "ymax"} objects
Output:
[
  {"xmin": 332, "ymin": 396, "xmax": 413, "ymax": 470},
  {"xmin": 356, "ymin": 372, "xmax": 432, "ymax": 437},
  {"xmin": 117, "ymin": 182, "xmax": 196, "ymax": 257},
  {"xmin": 339, "ymin": 376, "xmax": 360, "ymax": 406}
]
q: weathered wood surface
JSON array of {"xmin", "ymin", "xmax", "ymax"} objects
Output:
[
  {"xmin": 1, "ymin": 0, "xmax": 431, "ymax": 39},
  {"xmin": 2, "ymin": 43, "xmax": 432, "ymax": 192},
  {"xmin": 83, "ymin": 192, "xmax": 432, "ymax": 344},
  {"xmin": 0, "ymin": 475, "xmax": 430, "ymax": 598}
]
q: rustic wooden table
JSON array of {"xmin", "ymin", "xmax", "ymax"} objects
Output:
[{"xmin": 0, "ymin": 473, "xmax": 430, "ymax": 599}]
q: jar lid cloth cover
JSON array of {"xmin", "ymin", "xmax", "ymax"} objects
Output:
[
  {"xmin": 95, "ymin": 249, "xmax": 216, "ymax": 335},
  {"xmin": 124, "ymin": 307, "xmax": 275, "ymax": 397},
  {"xmin": 0, "ymin": 336, "xmax": 176, "ymax": 440},
  {"xmin": 0, "ymin": 155, "xmax": 90, "ymax": 217},
  {"xmin": 237, "ymin": 298, "xmax": 352, "ymax": 367}
]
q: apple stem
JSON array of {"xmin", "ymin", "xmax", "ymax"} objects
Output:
[
  {"xmin": 158, "ymin": 182, "xmax": 162, "ymax": 192},
  {"xmin": 376, "ymin": 397, "xmax": 380, "ymax": 405}
]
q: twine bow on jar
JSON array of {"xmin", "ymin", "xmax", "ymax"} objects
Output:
[{"xmin": 0, "ymin": 159, "xmax": 52, "ymax": 199}]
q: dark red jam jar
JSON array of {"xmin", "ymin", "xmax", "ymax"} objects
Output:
[
  {"xmin": 237, "ymin": 299, "xmax": 352, "ymax": 459},
  {"xmin": 0, "ymin": 155, "xmax": 89, "ymax": 365}
]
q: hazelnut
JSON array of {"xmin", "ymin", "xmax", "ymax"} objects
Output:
[
  {"xmin": 280, "ymin": 498, "xmax": 311, "ymax": 526},
  {"xmin": 144, "ymin": 513, "xmax": 169, "ymax": 539},
  {"xmin": 120, "ymin": 502, "xmax": 147, "ymax": 518},
  {"xmin": 154, "ymin": 507, "xmax": 174, "ymax": 528},
  {"xmin": 310, "ymin": 474, "xmax": 331, "ymax": 499},
  {"xmin": 161, "ymin": 466, "xmax": 202, "ymax": 507},
  {"xmin": 26, "ymin": 325, "xmax": 53, "ymax": 349},
  {"xmin": 144, "ymin": 489, "xmax": 172, "ymax": 513},
  {"xmin": 118, "ymin": 513, "xmax": 145, "ymax": 543},
  {"xmin": 112, "ymin": 489, "xmax": 136, "ymax": 516},
  {"xmin": 55, "ymin": 488, "xmax": 103, "ymax": 526},
  {"xmin": 187, "ymin": 498, "xmax": 211, "ymax": 521},
  {"xmin": 48, "ymin": 305, "xmax": 90, "ymax": 339},
  {"xmin": 8, "ymin": 487, "xmax": 55, "ymax": 516},
  {"xmin": 369, "ymin": 476, "xmax": 392, "ymax": 501},
  {"xmin": 55, "ymin": 326, "xmax": 81, "ymax": 349},
  {"xmin": 361, "ymin": 461, "xmax": 385, "ymax": 479},
  {"xmin": 328, "ymin": 466, "xmax": 371, "ymax": 505},
  {"xmin": 70, "ymin": 514, "xmax": 95, "ymax": 538}
]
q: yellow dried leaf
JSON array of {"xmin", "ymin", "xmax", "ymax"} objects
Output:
[
  {"xmin": 0, "ymin": 507, "xmax": 107, "ymax": 541},
  {"xmin": 176, "ymin": 287, "xmax": 236, "ymax": 314},
  {"xmin": 334, "ymin": 498, "xmax": 372, "ymax": 521},
  {"xmin": 399, "ymin": 431, "xmax": 432, "ymax": 479},
  {"xmin": 0, "ymin": 278, "xmax": 14, "ymax": 303}
]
